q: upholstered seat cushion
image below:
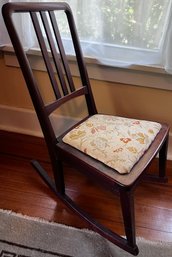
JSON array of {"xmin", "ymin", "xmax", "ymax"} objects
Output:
[{"xmin": 62, "ymin": 114, "xmax": 161, "ymax": 174}]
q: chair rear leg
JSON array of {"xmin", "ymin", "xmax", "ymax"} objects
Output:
[
  {"xmin": 119, "ymin": 188, "xmax": 139, "ymax": 255},
  {"xmin": 143, "ymin": 135, "xmax": 169, "ymax": 183},
  {"xmin": 158, "ymin": 135, "xmax": 169, "ymax": 181},
  {"xmin": 53, "ymin": 159, "xmax": 65, "ymax": 194}
]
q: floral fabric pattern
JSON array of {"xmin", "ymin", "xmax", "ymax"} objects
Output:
[{"xmin": 62, "ymin": 114, "xmax": 161, "ymax": 174}]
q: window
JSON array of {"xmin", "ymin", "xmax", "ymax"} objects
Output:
[
  {"xmin": 60, "ymin": 1, "xmax": 169, "ymax": 49},
  {"xmin": 1, "ymin": 0, "xmax": 172, "ymax": 72},
  {"xmin": 56, "ymin": 0, "xmax": 172, "ymax": 67}
]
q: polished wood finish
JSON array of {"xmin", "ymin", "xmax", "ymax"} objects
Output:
[
  {"xmin": 2, "ymin": 2, "xmax": 170, "ymax": 255},
  {"xmin": 0, "ymin": 130, "xmax": 172, "ymax": 243}
]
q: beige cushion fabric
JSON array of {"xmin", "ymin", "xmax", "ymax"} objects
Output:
[{"xmin": 62, "ymin": 114, "xmax": 161, "ymax": 174}]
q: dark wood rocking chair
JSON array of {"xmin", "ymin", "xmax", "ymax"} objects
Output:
[{"xmin": 2, "ymin": 2, "xmax": 170, "ymax": 255}]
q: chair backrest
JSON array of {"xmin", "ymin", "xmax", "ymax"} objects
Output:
[{"xmin": 2, "ymin": 2, "xmax": 97, "ymax": 160}]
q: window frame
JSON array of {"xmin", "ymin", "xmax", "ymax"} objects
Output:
[{"xmin": 1, "ymin": 45, "xmax": 172, "ymax": 92}]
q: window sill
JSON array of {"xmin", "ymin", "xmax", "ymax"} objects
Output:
[{"xmin": 1, "ymin": 45, "xmax": 172, "ymax": 91}]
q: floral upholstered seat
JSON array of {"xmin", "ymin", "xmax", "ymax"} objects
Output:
[{"xmin": 63, "ymin": 114, "xmax": 161, "ymax": 174}]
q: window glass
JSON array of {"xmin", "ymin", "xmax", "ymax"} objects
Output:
[{"xmin": 57, "ymin": 0, "xmax": 171, "ymax": 51}]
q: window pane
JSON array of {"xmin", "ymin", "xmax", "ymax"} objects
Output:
[{"xmin": 58, "ymin": 0, "xmax": 171, "ymax": 50}]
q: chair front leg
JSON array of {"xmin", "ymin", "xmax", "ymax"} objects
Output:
[
  {"xmin": 119, "ymin": 187, "xmax": 138, "ymax": 254},
  {"xmin": 31, "ymin": 158, "xmax": 65, "ymax": 195}
]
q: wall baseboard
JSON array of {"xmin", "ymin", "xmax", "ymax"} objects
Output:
[
  {"xmin": 0, "ymin": 104, "xmax": 171, "ymax": 160},
  {"xmin": 0, "ymin": 105, "xmax": 79, "ymax": 138}
]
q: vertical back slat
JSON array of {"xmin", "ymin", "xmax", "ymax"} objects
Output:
[
  {"xmin": 50, "ymin": 11, "xmax": 75, "ymax": 92},
  {"xmin": 66, "ymin": 10, "xmax": 97, "ymax": 115},
  {"xmin": 30, "ymin": 11, "xmax": 61, "ymax": 99},
  {"xmin": 41, "ymin": 11, "xmax": 69, "ymax": 96}
]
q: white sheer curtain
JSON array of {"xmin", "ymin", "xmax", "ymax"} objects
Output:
[
  {"xmin": 0, "ymin": 0, "xmax": 42, "ymax": 47},
  {"xmin": 0, "ymin": 0, "xmax": 11, "ymax": 46},
  {"xmin": 163, "ymin": 6, "xmax": 172, "ymax": 73},
  {"xmin": 1, "ymin": 0, "xmax": 172, "ymax": 72}
]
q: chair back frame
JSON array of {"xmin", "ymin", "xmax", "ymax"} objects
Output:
[{"xmin": 2, "ymin": 2, "xmax": 97, "ymax": 189}]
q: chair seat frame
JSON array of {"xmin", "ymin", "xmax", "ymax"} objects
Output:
[{"xmin": 2, "ymin": 2, "xmax": 170, "ymax": 255}]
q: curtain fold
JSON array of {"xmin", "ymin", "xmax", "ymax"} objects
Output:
[
  {"xmin": 0, "ymin": 0, "xmax": 11, "ymax": 46},
  {"xmin": 162, "ymin": 1, "xmax": 172, "ymax": 73},
  {"xmin": 1, "ymin": 0, "xmax": 172, "ymax": 73},
  {"xmin": 0, "ymin": 0, "xmax": 42, "ymax": 48}
]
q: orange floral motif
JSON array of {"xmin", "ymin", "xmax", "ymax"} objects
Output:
[
  {"xmin": 148, "ymin": 129, "xmax": 154, "ymax": 134},
  {"xmin": 120, "ymin": 138, "xmax": 131, "ymax": 143},
  {"xmin": 137, "ymin": 138, "xmax": 145, "ymax": 144},
  {"xmin": 137, "ymin": 132, "xmax": 146, "ymax": 144},
  {"xmin": 91, "ymin": 128, "xmax": 96, "ymax": 134},
  {"xmin": 69, "ymin": 130, "xmax": 86, "ymax": 140},
  {"xmin": 138, "ymin": 132, "xmax": 145, "ymax": 138},
  {"xmin": 113, "ymin": 147, "xmax": 123, "ymax": 153},
  {"xmin": 86, "ymin": 122, "xmax": 94, "ymax": 127},
  {"xmin": 91, "ymin": 125, "xmax": 106, "ymax": 134},
  {"xmin": 127, "ymin": 147, "xmax": 138, "ymax": 153}
]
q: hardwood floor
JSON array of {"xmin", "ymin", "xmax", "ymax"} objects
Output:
[{"xmin": 0, "ymin": 130, "xmax": 172, "ymax": 242}]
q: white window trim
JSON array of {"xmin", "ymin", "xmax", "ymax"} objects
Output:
[{"xmin": 1, "ymin": 45, "xmax": 172, "ymax": 91}]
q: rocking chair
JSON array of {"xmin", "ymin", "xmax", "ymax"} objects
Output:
[{"xmin": 2, "ymin": 2, "xmax": 169, "ymax": 255}]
